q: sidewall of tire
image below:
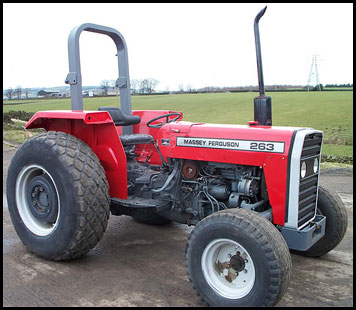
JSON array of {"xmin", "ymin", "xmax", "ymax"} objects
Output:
[{"xmin": 186, "ymin": 212, "xmax": 290, "ymax": 307}]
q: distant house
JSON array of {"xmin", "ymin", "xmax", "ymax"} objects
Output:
[
  {"xmin": 37, "ymin": 90, "xmax": 66, "ymax": 98},
  {"xmin": 83, "ymin": 91, "xmax": 94, "ymax": 97}
]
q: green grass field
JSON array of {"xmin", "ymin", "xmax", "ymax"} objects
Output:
[{"xmin": 3, "ymin": 91, "xmax": 353, "ymax": 160}]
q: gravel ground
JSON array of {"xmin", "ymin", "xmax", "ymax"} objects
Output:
[{"xmin": 3, "ymin": 145, "xmax": 353, "ymax": 307}]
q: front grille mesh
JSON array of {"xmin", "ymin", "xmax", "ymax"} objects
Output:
[{"xmin": 298, "ymin": 133, "xmax": 322, "ymax": 227}]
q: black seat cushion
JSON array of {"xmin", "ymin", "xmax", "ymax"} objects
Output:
[
  {"xmin": 99, "ymin": 106, "xmax": 141, "ymax": 126},
  {"xmin": 120, "ymin": 134, "xmax": 154, "ymax": 146}
]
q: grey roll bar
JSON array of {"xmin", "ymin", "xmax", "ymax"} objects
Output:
[{"xmin": 65, "ymin": 23, "xmax": 133, "ymax": 133}]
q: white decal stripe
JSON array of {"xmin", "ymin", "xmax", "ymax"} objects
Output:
[{"xmin": 176, "ymin": 137, "xmax": 285, "ymax": 153}]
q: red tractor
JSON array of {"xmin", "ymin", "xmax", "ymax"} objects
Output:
[{"xmin": 6, "ymin": 7, "xmax": 347, "ymax": 307}]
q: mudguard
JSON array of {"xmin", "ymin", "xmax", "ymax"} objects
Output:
[{"xmin": 26, "ymin": 110, "xmax": 128, "ymax": 199}]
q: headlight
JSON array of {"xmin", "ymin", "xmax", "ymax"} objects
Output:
[
  {"xmin": 301, "ymin": 161, "xmax": 307, "ymax": 178},
  {"xmin": 313, "ymin": 158, "xmax": 319, "ymax": 173}
]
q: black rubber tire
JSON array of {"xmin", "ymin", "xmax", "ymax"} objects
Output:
[
  {"xmin": 185, "ymin": 208, "xmax": 292, "ymax": 307},
  {"xmin": 6, "ymin": 131, "xmax": 110, "ymax": 261},
  {"xmin": 292, "ymin": 185, "xmax": 348, "ymax": 257},
  {"xmin": 131, "ymin": 208, "xmax": 172, "ymax": 225}
]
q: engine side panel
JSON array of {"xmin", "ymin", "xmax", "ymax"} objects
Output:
[{"xmin": 158, "ymin": 122, "xmax": 299, "ymax": 225}]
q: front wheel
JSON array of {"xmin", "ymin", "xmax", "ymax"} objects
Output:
[
  {"xmin": 292, "ymin": 185, "xmax": 348, "ymax": 257},
  {"xmin": 185, "ymin": 208, "xmax": 292, "ymax": 307}
]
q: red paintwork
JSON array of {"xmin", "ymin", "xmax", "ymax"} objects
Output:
[
  {"xmin": 26, "ymin": 109, "xmax": 300, "ymax": 226},
  {"xmin": 132, "ymin": 110, "xmax": 182, "ymax": 164},
  {"xmin": 157, "ymin": 122, "xmax": 300, "ymax": 225},
  {"xmin": 26, "ymin": 111, "xmax": 128, "ymax": 199}
]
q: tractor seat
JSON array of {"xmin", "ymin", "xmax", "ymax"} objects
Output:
[
  {"xmin": 99, "ymin": 106, "xmax": 154, "ymax": 146},
  {"xmin": 119, "ymin": 134, "xmax": 154, "ymax": 146},
  {"xmin": 98, "ymin": 106, "xmax": 141, "ymax": 126}
]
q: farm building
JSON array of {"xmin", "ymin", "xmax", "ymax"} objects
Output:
[{"xmin": 37, "ymin": 90, "xmax": 66, "ymax": 98}]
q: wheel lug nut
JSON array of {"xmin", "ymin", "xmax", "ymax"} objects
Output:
[
  {"xmin": 40, "ymin": 187, "xmax": 43, "ymax": 191},
  {"xmin": 32, "ymin": 193, "xmax": 36, "ymax": 197},
  {"xmin": 32, "ymin": 201, "xmax": 36, "ymax": 205},
  {"xmin": 245, "ymin": 259, "xmax": 248, "ymax": 263},
  {"xmin": 243, "ymin": 269, "xmax": 247, "ymax": 273},
  {"xmin": 35, "ymin": 187, "xmax": 38, "ymax": 191}
]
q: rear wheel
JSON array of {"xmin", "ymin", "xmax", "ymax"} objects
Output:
[
  {"xmin": 6, "ymin": 131, "xmax": 110, "ymax": 261},
  {"xmin": 186, "ymin": 208, "xmax": 292, "ymax": 306}
]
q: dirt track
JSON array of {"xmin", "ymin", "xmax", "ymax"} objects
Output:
[{"xmin": 3, "ymin": 145, "xmax": 353, "ymax": 307}]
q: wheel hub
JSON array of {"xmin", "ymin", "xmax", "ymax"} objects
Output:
[
  {"xmin": 27, "ymin": 174, "xmax": 58, "ymax": 223},
  {"xmin": 202, "ymin": 238, "xmax": 256, "ymax": 299},
  {"xmin": 230, "ymin": 253, "xmax": 246, "ymax": 272}
]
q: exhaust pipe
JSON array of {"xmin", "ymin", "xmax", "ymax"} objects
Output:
[{"xmin": 253, "ymin": 6, "xmax": 272, "ymax": 126}]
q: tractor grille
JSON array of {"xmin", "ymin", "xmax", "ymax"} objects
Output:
[{"xmin": 297, "ymin": 133, "xmax": 322, "ymax": 227}]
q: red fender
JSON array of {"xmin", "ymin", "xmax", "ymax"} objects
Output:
[{"xmin": 26, "ymin": 110, "xmax": 127, "ymax": 199}]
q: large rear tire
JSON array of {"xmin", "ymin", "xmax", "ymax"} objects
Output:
[
  {"xmin": 6, "ymin": 131, "xmax": 110, "ymax": 261},
  {"xmin": 186, "ymin": 208, "xmax": 292, "ymax": 306},
  {"xmin": 292, "ymin": 185, "xmax": 348, "ymax": 257}
]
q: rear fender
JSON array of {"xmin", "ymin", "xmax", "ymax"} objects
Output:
[{"xmin": 26, "ymin": 111, "xmax": 127, "ymax": 199}]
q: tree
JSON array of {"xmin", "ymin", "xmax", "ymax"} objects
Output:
[
  {"xmin": 138, "ymin": 78, "xmax": 159, "ymax": 94},
  {"xmin": 131, "ymin": 79, "xmax": 140, "ymax": 94},
  {"xmin": 15, "ymin": 86, "xmax": 22, "ymax": 99},
  {"xmin": 24, "ymin": 88, "xmax": 30, "ymax": 99},
  {"xmin": 100, "ymin": 80, "xmax": 110, "ymax": 96},
  {"xmin": 110, "ymin": 80, "xmax": 116, "ymax": 91},
  {"xmin": 146, "ymin": 78, "xmax": 159, "ymax": 93},
  {"xmin": 5, "ymin": 88, "xmax": 14, "ymax": 100},
  {"xmin": 312, "ymin": 84, "xmax": 323, "ymax": 91},
  {"xmin": 178, "ymin": 83, "xmax": 184, "ymax": 92}
]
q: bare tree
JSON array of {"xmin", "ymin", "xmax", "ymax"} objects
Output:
[
  {"xmin": 137, "ymin": 78, "xmax": 159, "ymax": 94},
  {"xmin": 24, "ymin": 88, "xmax": 30, "ymax": 99},
  {"xmin": 100, "ymin": 80, "xmax": 110, "ymax": 96},
  {"xmin": 178, "ymin": 83, "xmax": 184, "ymax": 92},
  {"xmin": 139, "ymin": 79, "xmax": 146, "ymax": 93},
  {"xmin": 131, "ymin": 79, "xmax": 140, "ymax": 94},
  {"xmin": 15, "ymin": 85, "xmax": 22, "ymax": 99},
  {"xmin": 109, "ymin": 80, "xmax": 116, "ymax": 91},
  {"xmin": 186, "ymin": 84, "xmax": 193, "ymax": 92},
  {"xmin": 146, "ymin": 78, "xmax": 159, "ymax": 93},
  {"xmin": 5, "ymin": 88, "xmax": 14, "ymax": 100}
]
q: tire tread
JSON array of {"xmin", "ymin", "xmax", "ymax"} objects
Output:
[
  {"xmin": 185, "ymin": 208, "xmax": 292, "ymax": 306},
  {"xmin": 31, "ymin": 131, "xmax": 110, "ymax": 261}
]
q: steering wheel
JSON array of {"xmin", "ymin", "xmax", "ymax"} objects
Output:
[{"xmin": 146, "ymin": 112, "xmax": 182, "ymax": 128}]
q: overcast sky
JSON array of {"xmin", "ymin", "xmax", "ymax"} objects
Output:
[{"xmin": 3, "ymin": 3, "xmax": 353, "ymax": 91}]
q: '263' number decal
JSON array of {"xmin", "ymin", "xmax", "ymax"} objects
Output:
[{"xmin": 250, "ymin": 142, "xmax": 274, "ymax": 151}]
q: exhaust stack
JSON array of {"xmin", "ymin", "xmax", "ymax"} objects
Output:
[{"xmin": 253, "ymin": 6, "xmax": 272, "ymax": 126}]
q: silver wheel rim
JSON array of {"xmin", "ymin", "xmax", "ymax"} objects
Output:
[
  {"xmin": 15, "ymin": 164, "xmax": 60, "ymax": 236},
  {"xmin": 201, "ymin": 238, "xmax": 255, "ymax": 299}
]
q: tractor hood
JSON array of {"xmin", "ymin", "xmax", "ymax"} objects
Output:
[{"xmin": 158, "ymin": 121, "xmax": 311, "ymax": 167}]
